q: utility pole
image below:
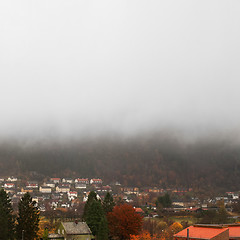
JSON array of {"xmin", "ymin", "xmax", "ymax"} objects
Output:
[{"xmin": 22, "ymin": 229, "xmax": 24, "ymax": 240}]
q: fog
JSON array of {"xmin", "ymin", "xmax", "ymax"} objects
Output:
[{"xmin": 1, "ymin": 1, "xmax": 240, "ymax": 140}]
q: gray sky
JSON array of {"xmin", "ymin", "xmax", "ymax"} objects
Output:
[{"xmin": 0, "ymin": 1, "xmax": 240, "ymax": 139}]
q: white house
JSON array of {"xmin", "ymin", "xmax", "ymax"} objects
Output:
[
  {"xmin": 90, "ymin": 179, "xmax": 103, "ymax": 185},
  {"xmin": 4, "ymin": 183, "xmax": 15, "ymax": 188},
  {"xmin": 75, "ymin": 178, "xmax": 89, "ymax": 184},
  {"xmin": 7, "ymin": 176, "xmax": 18, "ymax": 182}
]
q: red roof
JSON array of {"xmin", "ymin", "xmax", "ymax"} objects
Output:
[
  {"xmin": 228, "ymin": 225, "xmax": 240, "ymax": 238},
  {"xmin": 135, "ymin": 208, "xmax": 144, "ymax": 213},
  {"xmin": 174, "ymin": 226, "xmax": 228, "ymax": 239}
]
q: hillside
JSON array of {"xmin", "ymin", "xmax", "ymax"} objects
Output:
[{"xmin": 0, "ymin": 134, "xmax": 240, "ymax": 194}]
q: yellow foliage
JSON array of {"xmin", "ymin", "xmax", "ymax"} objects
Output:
[
  {"xmin": 168, "ymin": 222, "xmax": 183, "ymax": 234},
  {"xmin": 37, "ymin": 217, "xmax": 56, "ymax": 238}
]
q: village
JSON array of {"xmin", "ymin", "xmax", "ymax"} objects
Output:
[
  {"xmin": 2, "ymin": 175, "xmax": 240, "ymax": 239},
  {"xmin": 1, "ymin": 175, "xmax": 240, "ymax": 215}
]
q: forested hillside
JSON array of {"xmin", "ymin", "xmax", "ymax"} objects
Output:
[{"xmin": 0, "ymin": 134, "xmax": 240, "ymax": 193}]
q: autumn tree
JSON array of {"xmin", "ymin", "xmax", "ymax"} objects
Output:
[
  {"xmin": 16, "ymin": 192, "xmax": 40, "ymax": 240},
  {"xmin": 0, "ymin": 189, "xmax": 15, "ymax": 240},
  {"xmin": 108, "ymin": 204, "xmax": 143, "ymax": 240},
  {"xmin": 216, "ymin": 200, "xmax": 228, "ymax": 223},
  {"xmin": 130, "ymin": 231, "xmax": 161, "ymax": 240},
  {"xmin": 130, "ymin": 231, "xmax": 152, "ymax": 240},
  {"xmin": 161, "ymin": 222, "xmax": 183, "ymax": 240}
]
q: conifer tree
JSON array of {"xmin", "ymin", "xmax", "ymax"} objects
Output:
[
  {"xmin": 0, "ymin": 189, "xmax": 15, "ymax": 240},
  {"xmin": 103, "ymin": 192, "xmax": 115, "ymax": 214},
  {"xmin": 16, "ymin": 192, "xmax": 40, "ymax": 240},
  {"xmin": 82, "ymin": 191, "xmax": 98, "ymax": 220},
  {"xmin": 97, "ymin": 215, "xmax": 109, "ymax": 240},
  {"xmin": 156, "ymin": 193, "xmax": 172, "ymax": 208},
  {"xmin": 85, "ymin": 199, "xmax": 105, "ymax": 236}
]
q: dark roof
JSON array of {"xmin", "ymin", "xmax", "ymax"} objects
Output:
[{"xmin": 62, "ymin": 222, "xmax": 92, "ymax": 235}]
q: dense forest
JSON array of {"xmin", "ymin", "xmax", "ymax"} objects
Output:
[{"xmin": 1, "ymin": 133, "xmax": 240, "ymax": 194}]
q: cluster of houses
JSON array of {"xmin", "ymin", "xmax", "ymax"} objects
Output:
[
  {"xmin": 0, "ymin": 176, "xmax": 113, "ymax": 212},
  {"xmin": 1, "ymin": 175, "xmax": 240, "ymax": 216}
]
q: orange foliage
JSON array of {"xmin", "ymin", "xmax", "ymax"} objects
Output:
[
  {"xmin": 108, "ymin": 204, "xmax": 143, "ymax": 240},
  {"xmin": 130, "ymin": 231, "xmax": 162, "ymax": 240},
  {"xmin": 133, "ymin": 222, "xmax": 183, "ymax": 240},
  {"xmin": 37, "ymin": 217, "xmax": 56, "ymax": 238}
]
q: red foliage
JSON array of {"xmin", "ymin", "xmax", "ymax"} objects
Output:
[{"xmin": 108, "ymin": 204, "xmax": 143, "ymax": 240}]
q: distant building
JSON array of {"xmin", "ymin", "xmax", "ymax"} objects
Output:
[
  {"xmin": 7, "ymin": 176, "xmax": 18, "ymax": 182},
  {"xmin": 134, "ymin": 207, "xmax": 144, "ymax": 215},
  {"xmin": 4, "ymin": 183, "xmax": 15, "ymax": 188},
  {"xmin": 90, "ymin": 179, "xmax": 103, "ymax": 185},
  {"xmin": 21, "ymin": 187, "xmax": 33, "ymax": 193},
  {"xmin": 68, "ymin": 191, "xmax": 77, "ymax": 201},
  {"xmin": 26, "ymin": 181, "xmax": 38, "ymax": 188},
  {"xmin": 75, "ymin": 183, "xmax": 87, "ymax": 189},
  {"xmin": 75, "ymin": 178, "xmax": 89, "ymax": 185},
  {"xmin": 56, "ymin": 184, "xmax": 70, "ymax": 193},
  {"xmin": 44, "ymin": 182, "xmax": 56, "ymax": 188},
  {"xmin": 121, "ymin": 187, "xmax": 139, "ymax": 195},
  {"xmin": 50, "ymin": 178, "xmax": 61, "ymax": 184},
  {"xmin": 62, "ymin": 178, "xmax": 73, "ymax": 184},
  {"xmin": 39, "ymin": 186, "xmax": 52, "ymax": 193}
]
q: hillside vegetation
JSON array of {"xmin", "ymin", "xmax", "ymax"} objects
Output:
[{"xmin": 0, "ymin": 134, "xmax": 240, "ymax": 193}]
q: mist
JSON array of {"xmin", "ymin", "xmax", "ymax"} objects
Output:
[{"xmin": 1, "ymin": 1, "xmax": 240, "ymax": 141}]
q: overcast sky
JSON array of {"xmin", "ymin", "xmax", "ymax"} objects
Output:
[{"xmin": 0, "ymin": 1, "xmax": 240, "ymax": 139}]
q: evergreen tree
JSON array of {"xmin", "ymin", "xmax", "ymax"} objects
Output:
[
  {"xmin": 156, "ymin": 193, "xmax": 172, "ymax": 208},
  {"xmin": 97, "ymin": 215, "xmax": 109, "ymax": 240},
  {"xmin": 83, "ymin": 191, "xmax": 98, "ymax": 220},
  {"xmin": 16, "ymin": 192, "xmax": 40, "ymax": 240},
  {"xmin": 85, "ymin": 199, "xmax": 106, "ymax": 236},
  {"xmin": 103, "ymin": 192, "xmax": 115, "ymax": 214},
  {"xmin": 0, "ymin": 189, "xmax": 15, "ymax": 240}
]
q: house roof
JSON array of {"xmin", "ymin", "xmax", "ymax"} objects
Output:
[
  {"xmin": 135, "ymin": 208, "xmax": 144, "ymax": 213},
  {"xmin": 227, "ymin": 225, "xmax": 240, "ymax": 238},
  {"xmin": 62, "ymin": 222, "xmax": 92, "ymax": 235},
  {"xmin": 174, "ymin": 226, "xmax": 228, "ymax": 240},
  {"xmin": 48, "ymin": 233, "xmax": 64, "ymax": 239}
]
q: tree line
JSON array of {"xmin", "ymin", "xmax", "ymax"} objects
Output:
[{"xmin": 1, "ymin": 134, "xmax": 240, "ymax": 194}]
